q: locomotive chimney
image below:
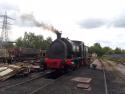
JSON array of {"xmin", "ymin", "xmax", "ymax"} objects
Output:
[{"xmin": 56, "ymin": 31, "xmax": 61, "ymax": 39}]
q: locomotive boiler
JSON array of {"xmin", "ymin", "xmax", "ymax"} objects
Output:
[{"xmin": 44, "ymin": 31, "xmax": 89, "ymax": 70}]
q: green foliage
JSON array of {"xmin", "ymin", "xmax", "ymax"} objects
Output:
[
  {"xmin": 102, "ymin": 47, "xmax": 113, "ymax": 54},
  {"xmin": 114, "ymin": 47, "xmax": 122, "ymax": 54},
  {"xmin": 16, "ymin": 32, "xmax": 52, "ymax": 49},
  {"xmin": 89, "ymin": 43, "xmax": 125, "ymax": 57},
  {"xmin": 89, "ymin": 43, "xmax": 104, "ymax": 57},
  {"xmin": 16, "ymin": 37, "xmax": 24, "ymax": 47}
]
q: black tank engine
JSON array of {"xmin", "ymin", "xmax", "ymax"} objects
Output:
[{"xmin": 44, "ymin": 31, "xmax": 89, "ymax": 70}]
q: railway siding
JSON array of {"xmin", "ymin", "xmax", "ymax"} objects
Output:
[
  {"xmin": 101, "ymin": 59, "xmax": 125, "ymax": 94},
  {"xmin": 103, "ymin": 59, "xmax": 125, "ymax": 78},
  {"xmin": 0, "ymin": 59, "xmax": 125, "ymax": 94}
]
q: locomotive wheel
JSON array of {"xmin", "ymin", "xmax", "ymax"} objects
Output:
[
  {"xmin": 63, "ymin": 65, "xmax": 74, "ymax": 72},
  {"xmin": 72, "ymin": 66, "xmax": 76, "ymax": 71},
  {"xmin": 63, "ymin": 66, "xmax": 68, "ymax": 73},
  {"xmin": 76, "ymin": 63, "xmax": 80, "ymax": 69},
  {"xmin": 72, "ymin": 64, "xmax": 78, "ymax": 70},
  {"xmin": 63, "ymin": 65, "xmax": 69, "ymax": 73},
  {"xmin": 41, "ymin": 64, "xmax": 47, "ymax": 71}
]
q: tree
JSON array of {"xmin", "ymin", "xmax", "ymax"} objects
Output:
[
  {"xmin": 102, "ymin": 47, "xmax": 112, "ymax": 54},
  {"xmin": 89, "ymin": 43, "xmax": 104, "ymax": 57},
  {"xmin": 114, "ymin": 47, "xmax": 122, "ymax": 54},
  {"xmin": 16, "ymin": 37, "xmax": 23, "ymax": 47},
  {"xmin": 15, "ymin": 32, "xmax": 52, "ymax": 49},
  {"xmin": 89, "ymin": 43, "xmax": 114, "ymax": 57},
  {"xmin": 121, "ymin": 49, "xmax": 125, "ymax": 54},
  {"xmin": 89, "ymin": 43, "xmax": 125, "ymax": 57}
]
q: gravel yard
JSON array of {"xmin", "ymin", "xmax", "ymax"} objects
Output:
[{"xmin": 0, "ymin": 59, "xmax": 125, "ymax": 94}]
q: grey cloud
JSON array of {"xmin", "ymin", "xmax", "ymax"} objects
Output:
[
  {"xmin": 79, "ymin": 12, "xmax": 125, "ymax": 29},
  {"xmin": 96, "ymin": 40, "xmax": 112, "ymax": 46},
  {"xmin": 0, "ymin": 2, "xmax": 19, "ymax": 25},
  {"xmin": 0, "ymin": 2, "xmax": 19, "ymax": 11},
  {"xmin": 96, "ymin": 40, "xmax": 125, "ymax": 49},
  {"xmin": 112, "ymin": 15, "xmax": 125, "ymax": 28},
  {"xmin": 79, "ymin": 18, "xmax": 106, "ymax": 29},
  {"xmin": 96, "ymin": 40, "xmax": 115, "ymax": 48}
]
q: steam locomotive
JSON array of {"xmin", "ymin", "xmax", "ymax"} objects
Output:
[{"xmin": 43, "ymin": 31, "xmax": 90, "ymax": 71}]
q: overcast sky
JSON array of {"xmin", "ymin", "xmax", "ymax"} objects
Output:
[{"xmin": 0, "ymin": 0, "xmax": 125, "ymax": 49}]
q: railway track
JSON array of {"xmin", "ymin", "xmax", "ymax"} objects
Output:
[
  {"xmin": 26, "ymin": 59, "xmax": 125, "ymax": 94},
  {"xmin": 99, "ymin": 59, "xmax": 109, "ymax": 94},
  {"xmin": 119, "ymin": 62, "xmax": 125, "ymax": 66},
  {"xmin": 103, "ymin": 59, "xmax": 125, "ymax": 81},
  {"xmin": 100, "ymin": 59, "xmax": 125, "ymax": 94},
  {"xmin": 0, "ymin": 71, "xmax": 53, "ymax": 91},
  {"xmin": 0, "ymin": 70, "xmax": 65, "ymax": 94},
  {"xmin": 2, "ymin": 59, "xmax": 124, "ymax": 94},
  {"xmin": 28, "ymin": 70, "xmax": 67, "ymax": 94}
]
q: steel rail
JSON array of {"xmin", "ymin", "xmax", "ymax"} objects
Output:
[
  {"xmin": 28, "ymin": 71, "xmax": 66, "ymax": 94},
  {"xmin": 0, "ymin": 71, "xmax": 53, "ymax": 90},
  {"xmin": 99, "ymin": 59, "xmax": 109, "ymax": 94}
]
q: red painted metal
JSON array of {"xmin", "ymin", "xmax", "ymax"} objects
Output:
[{"xmin": 45, "ymin": 58, "xmax": 72, "ymax": 69}]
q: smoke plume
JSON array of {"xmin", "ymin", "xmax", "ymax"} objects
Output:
[{"xmin": 20, "ymin": 14, "xmax": 60, "ymax": 34}]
